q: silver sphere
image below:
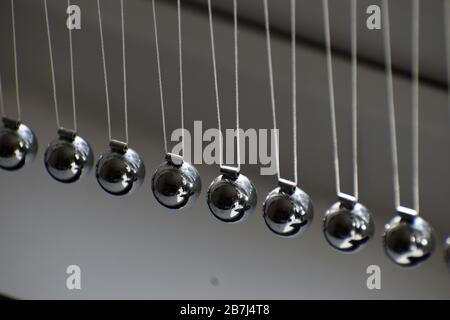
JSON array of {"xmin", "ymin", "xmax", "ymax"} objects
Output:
[
  {"xmin": 445, "ymin": 237, "xmax": 450, "ymax": 272},
  {"xmin": 0, "ymin": 118, "xmax": 37, "ymax": 170},
  {"xmin": 263, "ymin": 179, "xmax": 313, "ymax": 237},
  {"xmin": 44, "ymin": 129, "xmax": 93, "ymax": 183},
  {"xmin": 323, "ymin": 196, "xmax": 374, "ymax": 253},
  {"xmin": 95, "ymin": 140, "xmax": 145, "ymax": 196},
  {"xmin": 383, "ymin": 211, "xmax": 435, "ymax": 267},
  {"xmin": 207, "ymin": 166, "xmax": 257, "ymax": 223},
  {"xmin": 151, "ymin": 153, "xmax": 201, "ymax": 210}
]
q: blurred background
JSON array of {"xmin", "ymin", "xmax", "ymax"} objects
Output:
[{"xmin": 0, "ymin": 0, "xmax": 449, "ymax": 299}]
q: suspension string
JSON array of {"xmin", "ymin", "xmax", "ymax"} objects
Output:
[
  {"xmin": 97, "ymin": 0, "xmax": 129, "ymax": 143},
  {"xmin": 291, "ymin": 0, "xmax": 297, "ymax": 185},
  {"xmin": 263, "ymin": 0, "xmax": 298, "ymax": 183},
  {"xmin": 151, "ymin": 0, "xmax": 168, "ymax": 154},
  {"xmin": 97, "ymin": 0, "xmax": 112, "ymax": 142},
  {"xmin": 207, "ymin": 0, "xmax": 241, "ymax": 169},
  {"xmin": 323, "ymin": 0, "xmax": 341, "ymax": 195},
  {"xmin": 97, "ymin": 0, "xmax": 128, "ymax": 144},
  {"xmin": 445, "ymin": 0, "xmax": 450, "ymax": 133},
  {"xmin": 11, "ymin": 0, "xmax": 22, "ymax": 121},
  {"xmin": 120, "ymin": 0, "xmax": 129, "ymax": 144},
  {"xmin": 68, "ymin": 0, "xmax": 77, "ymax": 132},
  {"xmin": 234, "ymin": 0, "xmax": 241, "ymax": 170},
  {"xmin": 351, "ymin": 0, "xmax": 358, "ymax": 200},
  {"xmin": 44, "ymin": 0, "xmax": 78, "ymax": 131},
  {"xmin": 207, "ymin": 0, "xmax": 223, "ymax": 167},
  {"xmin": 44, "ymin": 0, "xmax": 61, "ymax": 129},
  {"xmin": 411, "ymin": 0, "xmax": 420, "ymax": 213},
  {"xmin": 177, "ymin": 0, "xmax": 185, "ymax": 157},
  {"xmin": 0, "ymin": 70, "xmax": 5, "ymax": 117},
  {"xmin": 382, "ymin": 0, "xmax": 401, "ymax": 209},
  {"xmin": 263, "ymin": 0, "xmax": 280, "ymax": 181},
  {"xmin": 441, "ymin": 8, "xmax": 450, "ymax": 241}
]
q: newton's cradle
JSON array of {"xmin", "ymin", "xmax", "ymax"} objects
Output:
[{"xmin": 0, "ymin": 0, "xmax": 449, "ymax": 270}]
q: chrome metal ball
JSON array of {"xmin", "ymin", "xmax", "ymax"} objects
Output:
[
  {"xmin": 207, "ymin": 166, "xmax": 257, "ymax": 223},
  {"xmin": 0, "ymin": 117, "xmax": 37, "ymax": 170},
  {"xmin": 263, "ymin": 179, "xmax": 313, "ymax": 237},
  {"xmin": 383, "ymin": 210, "xmax": 435, "ymax": 267},
  {"xmin": 44, "ymin": 129, "xmax": 93, "ymax": 183},
  {"xmin": 323, "ymin": 196, "xmax": 374, "ymax": 253},
  {"xmin": 95, "ymin": 140, "xmax": 145, "ymax": 196},
  {"xmin": 444, "ymin": 237, "xmax": 450, "ymax": 271},
  {"xmin": 152, "ymin": 153, "xmax": 201, "ymax": 210}
]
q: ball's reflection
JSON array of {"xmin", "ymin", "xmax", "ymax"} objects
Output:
[
  {"xmin": 152, "ymin": 155, "xmax": 201, "ymax": 209},
  {"xmin": 0, "ymin": 118, "xmax": 37, "ymax": 171},
  {"xmin": 383, "ymin": 214, "xmax": 435, "ymax": 267},
  {"xmin": 207, "ymin": 168, "xmax": 257, "ymax": 223},
  {"xmin": 44, "ymin": 130, "xmax": 93, "ymax": 183},
  {"xmin": 445, "ymin": 237, "xmax": 450, "ymax": 271},
  {"xmin": 263, "ymin": 182, "xmax": 313, "ymax": 237},
  {"xmin": 323, "ymin": 200, "xmax": 374, "ymax": 253},
  {"xmin": 96, "ymin": 142, "xmax": 145, "ymax": 196}
]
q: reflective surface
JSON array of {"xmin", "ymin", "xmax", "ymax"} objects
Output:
[
  {"xmin": 95, "ymin": 143, "xmax": 145, "ymax": 196},
  {"xmin": 152, "ymin": 156, "xmax": 201, "ymax": 209},
  {"xmin": 0, "ymin": 118, "xmax": 37, "ymax": 171},
  {"xmin": 323, "ymin": 200, "xmax": 374, "ymax": 253},
  {"xmin": 383, "ymin": 214, "xmax": 435, "ymax": 267},
  {"xmin": 207, "ymin": 170, "xmax": 257, "ymax": 223},
  {"xmin": 445, "ymin": 237, "xmax": 450, "ymax": 271},
  {"xmin": 263, "ymin": 183, "xmax": 313, "ymax": 237},
  {"xmin": 44, "ymin": 130, "xmax": 93, "ymax": 183}
]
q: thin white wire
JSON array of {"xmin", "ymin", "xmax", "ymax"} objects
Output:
[
  {"xmin": 351, "ymin": 0, "xmax": 358, "ymax": 200},
  {"xmin": 0, "ymin": 70, "xmax": 5, "ymax": 117},
  {"xmin": 97, "ymin": 0, "xmax": 129, "ymax": 143},
  {"xmin": 44, "ymin": 0, "xmax": 78, "ymax": 131},
  {"xmin": 208, "ymin": 0, "xmax": 241, "ymax": 169},
  {"xmin": 68, "ymin": 0, "xmax": 77, "ymax": 132},
  {"xmin": 322, "ymin": 0, "xmax": 341, "ymax": 195},
  {"xmin": 291, "ymin": 0, "xmax": 297, "ymax": 185},
  {"xmin": 177, "ymin": 0, "xmax": 185, "ymax": 157},
  {"xmin": 411, "ymin": 0, "xmax": 420, "ymax": 213},
  {"xmin": 11, "ymin": 0, "xmax": 22, "ymax": 121},
  {"xmin": 382, "ymin": 0, "xmax": 401, "ymax": 209},
  {"xmin": 120, "ymin": 0, "xmax": 129, "ymax": 144},
  {"xmin": 234, "ymin": 0, "xmax": 241, "ymax": 170},
  {"xmin": 151, "ymin": 0, "xmax": 168, "ymax": 154},
  {"xmin": 207, "ymin": 0, "xmax": 223, "ymax": 166},
  {"xmin": 445, "ymin": 0, "xmax": 450, "ymax": 137},
  {"xmin": 263, "ymin": 0, "xmax": 280, "ymax": 181},
  {"xmin": 44, "ymin": 0, "xmax": 61, "ymax": 129},
  {"xmin": 97, "ymin": 0, "xmax": 112, "ymax": 142}
]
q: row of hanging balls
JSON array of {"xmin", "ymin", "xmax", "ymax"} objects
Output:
[{"xmin": 0, "ymin": 117, "xmax": 449, "ymax": 270}]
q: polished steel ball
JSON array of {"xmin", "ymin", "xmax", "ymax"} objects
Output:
[
  {"xmin": 152, "ymin": 153, "xmax": 201, "ymax": 210},
  {"xmin": 0, "ymin": 118, "xmax": 37, "ymax": 170},
  {"xmin": 207, "ymin": 166, "xmax": 257, "ymax": 223},
  {"xmin": 323, "ymin": 197, "xmax": 374, "ymax": 253},
  {"xmin": 44, "ymin": 129, "xmax": 93, "ymax": 183},
  {"xmin": 445, "ymin": 237, "xmax": 450, "ymax": 271},
  {"xmin": 263, "ymin": 179, "xmax": 313, "ymax": 237},
  {"xmin": 95, "ymin": 141, "xmax": 145, "ymax": 196},
  {"xmin": 383, "ymin": 212, "xmax": 435, "ymax": 267}
]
